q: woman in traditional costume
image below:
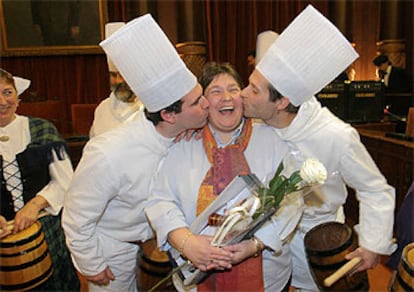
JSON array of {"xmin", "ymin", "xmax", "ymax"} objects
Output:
[{"xmin": 0, "ymin": 68, "xmax": 79, "ymax": 291}]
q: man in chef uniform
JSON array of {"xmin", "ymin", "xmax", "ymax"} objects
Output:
[
  {"xmin": 89, "ymin": 22, "xmax": 143, "ymax": 137},
  {"xmin": 240, "ymin": 5, "xmax": 396, "ymax": 291},
  {"xmin": 62, "ymin": 14, "xmax": 231, "ymax": 292}
]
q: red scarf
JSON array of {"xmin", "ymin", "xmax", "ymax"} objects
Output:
[{"xmin": 196, "ymin": 119, "xmax": 264, "ymax": 292}]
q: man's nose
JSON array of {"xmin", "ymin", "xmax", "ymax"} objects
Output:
[{"xmin": 201, "ymin": 96, "xmax": 209, "ymax": 109}]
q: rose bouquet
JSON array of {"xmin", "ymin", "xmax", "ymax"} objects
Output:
[
  {"xmin": 210, "ymin": 157, "xmax": 327, "ymax": 247},
  {"xmin": 256, "ymin": 157, "xmax": 327, "ymax": 216},
  {"xmin": 163, "ymin": 158, "xmax": 328, "ymax": 289}
]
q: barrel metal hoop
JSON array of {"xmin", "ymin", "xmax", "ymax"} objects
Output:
[
  {"xmin": 0, "ymin": 226, "xmax": 42, "ymax": 248},
  {"xmin": 306, "ymin": 234, "xmax": 354, "ymax": 257},
  {"xmin": 138, "ymin": 264, "xmax": 170, "ymax": 277},
  {"xmin": 0, "ymin": 265, "xmax": 53, "ymax": 291},
  {"xmin": 0, "ymin": 246, "xmax": 50, "ymax": 271},
  {"xmin": 309, "ymin": 259, "xmax": 348, "ymax": 271},
  {"xmin": 138, "ymin": 250, "xmax": 172, "ymax": 267},
  {"xmin": 402, "ymin": 259, "xmax": 414, "ymax": 277},
  {"xmin": 395, "ymin": 273, "xmax": 413, "ymax": 291},
  {"xmin": 0, "ymin": 237, "xmax": 45, "ymax": 257}
]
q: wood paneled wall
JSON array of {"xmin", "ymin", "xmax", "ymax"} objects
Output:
[{"xmin": 345, "ymin": 124, "xmax": 414, "ymax": 230}]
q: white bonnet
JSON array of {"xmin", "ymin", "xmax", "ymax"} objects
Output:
[{"xmin": 13, "ymin": 76, "xmax": 31, "ymax": 96}]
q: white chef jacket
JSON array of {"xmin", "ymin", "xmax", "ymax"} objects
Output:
[
  {"xmin": 62, "ymin": 109, "xmax": 174, "ymax": 291},
  {"xmin": 146, "ymin": 120, "xmax": 304, "ymax": 291},
  {"xmin": 89, "ymin": 92, "xmax": 143, "ymax": 137},
  {"xmin": 275, "ymin": 97, "xmax": 396, "ymax": 290},
  {"xmin": 0, "ymin": 115, "xmax": 72, "ymax": 215}
]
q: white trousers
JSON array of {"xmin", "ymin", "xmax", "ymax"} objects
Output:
[{"xmin": 88, "ymin": 233, "xmax": 139, "ymax": 292}]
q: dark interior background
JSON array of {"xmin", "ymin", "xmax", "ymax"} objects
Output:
[{"xmin": 1, "ymin": 0, "xmax": 412, "ymax": 133}]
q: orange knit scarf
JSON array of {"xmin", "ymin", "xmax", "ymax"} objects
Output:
[{"xmin": 196, "ymin": 118, "xmax": 264, "ymax": 292}]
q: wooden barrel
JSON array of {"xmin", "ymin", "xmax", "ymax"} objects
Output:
[
  {"xmin": 0, "ymin": 221, "xmax": 53, "ymax": 291},
  {"xmin": 304, "ymin": 222, "xmax": 369, "ymax": 291},
  {"xmin": 392, "ymin": 242, "xmax": 414, "ymax": 291},
  {"xmin": 136, "ymin": 238, "xmax": 174, "ymax": 291}
]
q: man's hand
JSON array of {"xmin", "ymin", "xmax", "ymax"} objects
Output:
[
  {"xmin": 345, "ymin": 246, "xmax": 381, "ymax": 274},
  {"xmin": 85, "ymin": 267, "xmax": 115, "ymax": 286},
  {"xmin": 0, "ymin": 216, "xmax": 11, "ymax": 239},
  {"xmin": 174, "ymin": 128, "xmax": 204, "ymax": 143}
]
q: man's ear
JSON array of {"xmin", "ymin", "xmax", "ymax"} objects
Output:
[
  {"xmin": 160, "ymin": 110, "xmax": 176, "ymax": 124},
  {"xmin": 275, "ymin": 96, "xmax": 290, "ymax": 110}
]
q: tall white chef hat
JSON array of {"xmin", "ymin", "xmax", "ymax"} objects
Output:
[
  {"xmin": 105, "ymin": 22, "xmax": 125, "ymax": 72},
  {"xmin": 256, "ymin": 5, "xmax": 359, "ymax": 106},
  {"xmin": 13, "ymin": 76, "xmax": 31, "ymax": 96},
  {"xmin": 255, "ymin": 30, "xmax": 279, "ymax": 63},
  {"xmin": 100, "ymin": 14, "xmax": 197, "ymax": 112}
]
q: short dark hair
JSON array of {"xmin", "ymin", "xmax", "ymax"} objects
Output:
[
  {"xmin": 144, "ymin": 99, "xmax": 183, "ymax": 126},
  {"xmin": 0, "ymin": 68, "xmax": 16, "ymax": 89},
  {"xmin": 268, "ymin": 83, "xmax": 299, "ymax": 114},
  {"xmin": 247, "ymin": 50, "xmax": 256, "ymax": 58},
  {"xmin": 373, "ymin": 55, "xmax": 390, "ymax": 66},
  {"xmin": 199, "ymin": 62, "xmax": 243, "ymax": 93}
]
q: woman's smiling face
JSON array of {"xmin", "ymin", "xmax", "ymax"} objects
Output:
[
  {"xmin": 0, "ymin": 79, "xmax": 19, "ymax": 127},
  {"xmin": 204, "ymin": 73, "xmax": 243, "ymax": 135}
]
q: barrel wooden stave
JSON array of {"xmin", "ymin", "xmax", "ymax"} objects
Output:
[
  {"xmin": 392, "ymin": 243, "xmax": 414, "ymax": 291},
  {"xmin": 305, "ymin": 221, "xmax": 369, "ymax": 291},
  {"xmin": 136, "ymin": 238, "xmax": 174, "ymax": 291},
  {"xmin": 0, "ymin": 221, "xmax": 53, "ymax": 291}
]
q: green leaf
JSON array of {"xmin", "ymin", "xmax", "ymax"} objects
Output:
[
  {"xmin": 269, "ymin": 178, "xmax": 290, "ymax": 204},
  {"xmin": 269, "ymin": 162, "xmax": 284, "ymax": 187},
  {"xmin": 289, "ymin": 171, "xmax": 302, "ymax": 186},
  {"xmin": 257, "ymin": 187, "xmax": 267, "ymax": 197},
  {"xmin": 272, "ymin": 190, "xmax": 286, "ymax": 206},
  {"xmin": 269, "ymin": 174, "xmax": 288, "ymax": 195},
  {"xmin": 254, "ymin": 160, "xmax": 308, "ymax": 219},
  {"xmin": 274, "ymin": 161, "xmax": 284, "ymax": 178}
]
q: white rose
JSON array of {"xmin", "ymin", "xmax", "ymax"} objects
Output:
[{"xmin": 299, "ymin": 158, "xmax": 327, "ymax": 185}]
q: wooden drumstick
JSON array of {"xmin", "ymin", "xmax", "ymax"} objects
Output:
[
  {"xmin": 0, "ymin": 211, "xmax": 49, "ymax": 234},
  {"xmin": 324, "ymin": 256, "xmax": 362, "ymax": 287}
]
